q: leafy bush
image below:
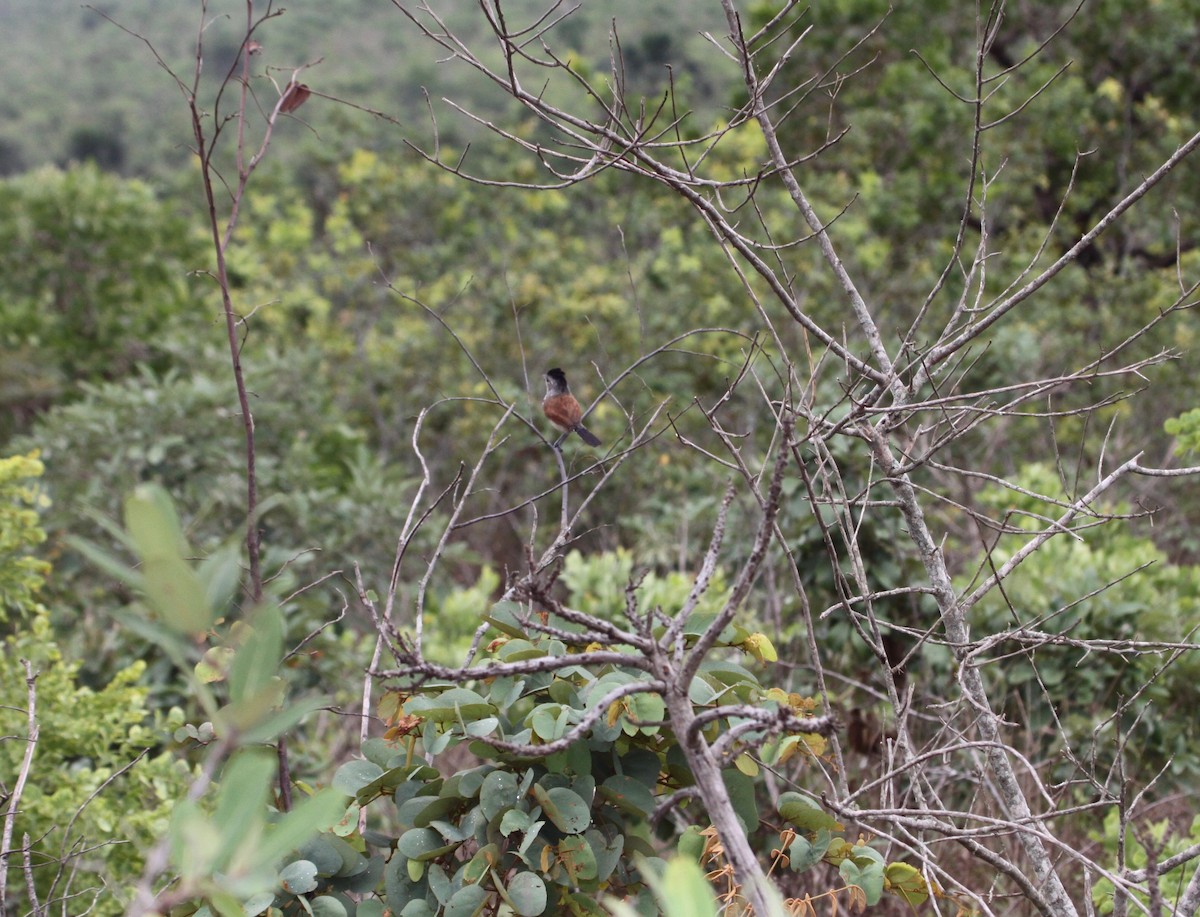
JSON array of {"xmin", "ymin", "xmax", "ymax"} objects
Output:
[
  {"xmin": 0, "ymin": 164, "xmax": 206, "ymax": 435},
  {"xmin": 0, "ymin": 455, "xmax": 194, "ymax": 916},
  {"xmin": 1091, "ymin": 809, "xmax": 1200, "ymax": 915},
  {"xmin": 265, "ymin": 554, "xmax": 935, "ymax": 917},
  {"xmin": 14, "ymin": 352, "xmax": 418, "ymax": 671},
  {"xmin": 0, "ymin": 451, "xmax": 50, "ymax": 625},
  {"xmin": 967, "ymin": 464, "xmax": 1200, "ymax": 782}
]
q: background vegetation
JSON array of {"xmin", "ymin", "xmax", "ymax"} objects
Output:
[{"xmin": 3, "ymin": 0, "xmax": 1200, "ymax": 915}]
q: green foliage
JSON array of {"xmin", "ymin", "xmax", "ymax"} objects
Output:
[
  {"xmin": 607, "ymin": 857, "xmax": 725, "ymax": 917},
  {"xmin": 166, "ymin": 749, "xmax": 347, "ymax": 915},
  {"xmin": 0, "ymin": 451, "xmax": 50, "ymax": 624},
  {"xmin": 1091, "ymin": 809, "xmax": 1200, "ymax": 915},
  {"xmin": 6, "ymin": 2, "xmax": 1200, "ymax": 912},
  {"xmin": 0, "ymin": 164, "xmax": 205, "ymax": 434},
  {"xmin": 337, "ymin": 619, "xmax": 752, "ymax": 916},
  {"xmin": 261, "ymin": 549, "xmax": 788, "ymax": 914},
  {"xmin": 82, "ymin": 483, "xmax": 348, "ymax": 914},
  {"xmin": 0, "ymin": 0, "xmax": 737, "ymax": 180},
  {"xmin": 1165, "ymin": 408, "xmax": 1200, "ymax": 457},
  {"xmin": 242, "ymin": 553, "xmax": 923, "ymax": 917},
  {"xmin": 15, "ymin": 353, "xmax": 415, "ymax": 667},
  {"xmin": 0, "ymin": 459, "xmax": 193, "ymax": 917},
  {"xmin": 0, "ymin": 611, "xmax": 195, "ymax": 916},
  {"xmin": 967, "ymin": 464, "xmax": 1200, "ymax": 781},
  {"xmin": 561, "ymin": 549, "xmax": 731, "ymax": 621},
  {"xmin": 746, "ymin": 0, "xmax": 1200, "ymax": 478}
]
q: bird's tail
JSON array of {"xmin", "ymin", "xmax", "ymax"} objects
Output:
[{"xmin": 575, "ymin": 424, "xmax": 601, "ymax": 447}]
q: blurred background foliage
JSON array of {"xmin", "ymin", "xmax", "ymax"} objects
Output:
[{"xmin": 3, "ymin": 0, "xmax": 1200, "ymax": 909}]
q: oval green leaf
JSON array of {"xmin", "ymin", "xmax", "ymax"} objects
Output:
[
  {"xmin": 507, "ymin": 871, "xmax": 548, "ymax": 916},
  {"xmin": 279, "ymin": 859, "xmax": 318, "ymax": 895},
  {"xmin": 332, "ymin": 759, "xmax": 385, "ymax": 796},
  {"xmin": 480, "ymin": 771, "xmax": 519, "ymax": 821},
  {"xmin": 531, "ymin": 784, "xmax": 590, "ymax": 835},
  {"xmin": 445, "ymin": 883, "xmax": 489, "ymax": 917},
  {"xmin": 777, "ymin": 791, "xmax": 842, "ymax": 833}
]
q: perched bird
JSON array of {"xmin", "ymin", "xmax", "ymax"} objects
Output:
[{"xmin": 543, "ymin": 367, "xmax": 601, "ymax": 446}]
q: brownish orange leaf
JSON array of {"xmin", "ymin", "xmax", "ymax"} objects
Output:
[{"xmin": 280, "ymin": 82, "xmax": 311, "ymax": 113}]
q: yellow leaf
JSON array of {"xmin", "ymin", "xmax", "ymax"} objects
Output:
[
  {"xmin": 734, "ymin": 753, "xmax": 759, "ymax": 777},
  {"xmin": 743, "ymin": 633, "xmax": 777, "ymax": 663}
]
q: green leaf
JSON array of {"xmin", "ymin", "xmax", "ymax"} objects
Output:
[
  {"xmin": 626, "ymin": 693, "xmax": 665, "ymax": 736},
  {"xmin": 788, "ymin": 830, "xmax": 832, "ymax": 872},
  {"xmin": 486, "ymin": 601, "xmax": 528, "ymax": 637},
  {"xmin": 529, "ymin": 703, "xmax": 569, "ymax": 741},
  {"xmin": 309, "ymin": 896, "xmax": 348, "ymax": 917},
  {"xmin": 405, "ymin": 688, "xmax": 495, "ymax": 724},
  {"xmin": 506, "ymin": 871, "xmax": 547, "ymax": 916},
  {"xmin": 531, "ymin": 784, "xmax": 590, "ymax": 835},
  {"xmin": 569, "ymin": 892, "xmax": 611, "ymax": 916},
  {"xmin": 198, "ymin": 539, "xmax": 243, "ymax": 616},
  {"xmin": 383, "ymin": 848, "xmax": 424, "ymax": 910},
  {"xmin": 210, "ymin": 889, "xmax": 249, "ymax": 917},
  {"xmin": 516, "ymin": 821, "xmax": 546, "ymax": 865},
  {"xmin": 254, "ymin": 789, "xmax": 348, "ymax": 868},
  {"xmin": 331, "ymin": 802, "xmax": 361, "ymax": 838},
  {"xmin": 557, "ymin": 834, "xmax": 598, "ymax": 883},
  {"xmin": 734, "ymin": 753, "xmax": 760, "ymax": 777},
  {"xmin": 462, "ymin": 843, "xmax": 500, "ymax": 885},
  {"xmin": 124, "ymin": 483, "xmax": 213, "ymax": 633},
  {"xmin": 677, "ymin": 825, "xmax": 706, "ymax": 862},
  {"xmin": 280, "ymin": 859, "xmax": 319, "ymax": 895},
  {"xmin": 66, "ymin": 533, "xmax": 143, "ymax": 591},
  {"xmin": 195, "ymin": 646, "xmax": 235, "ymax": 684},
  {"xmin": 586, "ymin": 828, "xmax": 623, "ymax": 882},
  {"xmin": 742, "ymin": 632, "xmax": 778, "ymax": 663},
  {"xmin": 885, "ymin": 861, "xmax": 931, "ymax": 905},
  {"xmin": 598, "ymin": 775, "xmax": 655, "ymax": 818},
  {"xmin": 237, "ymin": 694, "xmax": 327, "ymax": 744},
  {"xmin": 457, "ymin": 767, "xmax": 492, "ymax": 798},
  {"xmin": 500, "ymin": 808, "xmax": 534, "ymax": 836},
  {"xmin": 168, "ymin": 799, "xmax": 221, "ymax": 880},
  {"xmin": 296, "ymin": 838, "xmax": 344, "ymax": 877},
  {"xmin": 445, "ymin": 884, "xmax": 488, "ymax": 917},
  {"xmin": 583, "ymin": 672, "xmax": 637, "ymax": 710},
  {"xmin": 333, "ymin": 759, "xmax": 385, "ymax": 795},
  {"xmin": 213, "ymin": 751, "xmax": 274, "ymax": 869},
  {"xmin": 498, "ymin": 639, "xmax": 547, "ymax": 661},
  {"xmin": 687, "ymin": 677, "xmax": 718, "ymax": 706},
  {"xmin": 341, "ymin": 853, "xmax": 385, "ymax": 892},
  {"xmin": 840, "ymin": 853, "xmax": 885, "ymax": 906},
  {"xmin": 640, "ymin": 856, "xmax": 719, "ymax": 917},
  {"xmin": 412, "ymin": 796, "xmax": 464, "ymax": 829},
  {"xmin": 243, "ymin": 892, "xmax": 275, "ymax": 917},
  {"xmin": 228, "ymin": 606, "xmax": 286, "ymax": 704},
  {"xmin": 428, "ymin": 863, "xmax": 452, "ymax": 903},
  {"xmin": 361, "ymin": 737, "xmax": 397, "ymax": 768},
  {"xmin": 465, "ymin": 716, "xmax": 499, "ymax": 737},
  {"xmin": 777, "ymin": 792, "xmax": 842, "ymax": 833},
  {"xmin": 398, "ymin": 827, "xmax": 459, "ymax": 861},
  {"xmin": 722, "ymin": 768, "xmax": 759, "ymax": 832},
  {"xmin": 479, "ymin": 771, "xmax": 520, "ymax": 821},
  {"xmin": 356, "ymin": 901, "xmax": 386, "ymax": 917}
]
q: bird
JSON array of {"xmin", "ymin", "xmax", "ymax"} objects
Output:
[{"xmin": 543, "ymin": 367, "xmax": 601, "ymax": 446}]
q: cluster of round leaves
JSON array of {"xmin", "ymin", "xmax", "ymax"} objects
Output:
[
  {"xmin": 302, "ymin": 608, "xmax": 795, "ymax": 916},
  {"xmin": 257, "ymin": 597, "xmax": 937, "ymax": 917},
  {"xmin": 326, "ymin": 687, "xmax": 708, "ymax": 916}
]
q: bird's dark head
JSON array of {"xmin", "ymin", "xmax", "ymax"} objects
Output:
[{"xmin": 544, "ymin": 367, "xmax": 569, "ymax": 396}]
